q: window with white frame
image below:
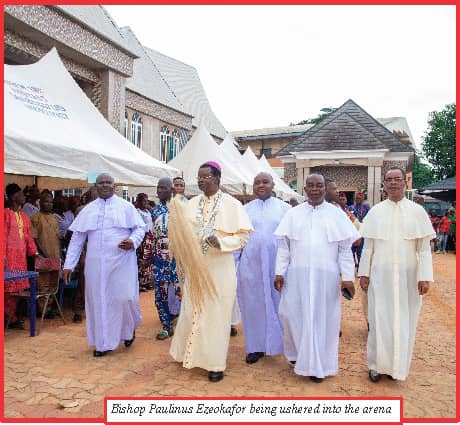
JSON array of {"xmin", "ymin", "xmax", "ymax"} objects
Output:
[
  {"xmin": 121, "ymin": 186, "xmax": 129, "ymax": 201},
  {"xmin": 124, "ymin": 111, "xmax": 129, "ymax": 140},
  {"xmin": 160, "ymin": 126, "xmax": 185, "ymax": 162},
  {"xmin": 130, "ymin": 112, "xmax": 142, "ymax": 148},
  {"xmin": 62, "ymin": 188, "xmax": 83, "ymax": 197},
  {"xmin": 171, "ymin": 129, "xmax": 179, "ymax": 160},
  {"xmin": 160, "ymin": 125, "xmax": 170, "ymax": 162}
]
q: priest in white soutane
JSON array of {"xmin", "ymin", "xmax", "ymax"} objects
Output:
[
  {"xmin": 274, "ymin": 174, "xmax": 359, "ymax": 383},
  {"xmin": 358, "ymin": 167, "xmax": 435, "ymax": 382},
  {"xmin": 63, "ymin": 173, "xmax": 146, "ymax": 357}
]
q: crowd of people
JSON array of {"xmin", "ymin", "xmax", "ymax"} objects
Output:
[
  {"xmin": 4, "ymin": 163, "xmax": 447, "ymax": 385},
  {"xmin": 428, "ymin": 206, "xmax": 456, "ymax": 255}
]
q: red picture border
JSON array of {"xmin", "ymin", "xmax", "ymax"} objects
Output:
[{"xmin": 1, "ymin": 1, "xmax": 458, "ymax": 424}]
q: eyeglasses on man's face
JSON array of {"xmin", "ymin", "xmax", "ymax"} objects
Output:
[
  {"xmin": 197, "ymin": 175, "xmax": 214, "ymax": 181},
  {"xmin": 384, "ymin": 177, "xmax": 405, "ymax": 182}
]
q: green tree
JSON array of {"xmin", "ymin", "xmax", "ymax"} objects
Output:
[
  {"xmin": 421, "ymin": 103, "xmax": 456, "ymax": 180},
  {"xmin": 412, "ymin": 151, "xmax": 434, "ymax": 189},
  {"xmin": 290, "ymin": 107, "xmax": 337, "ymax": 126}
]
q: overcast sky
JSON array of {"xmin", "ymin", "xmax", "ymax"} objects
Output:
[{"xmin": 106, "ymin": 5, "xmax": 455, "ymax": 149}]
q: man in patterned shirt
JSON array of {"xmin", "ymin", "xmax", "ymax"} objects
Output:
[{"xmin": 151, "ymin": 177, "xmax": 180, "ymax": 340}]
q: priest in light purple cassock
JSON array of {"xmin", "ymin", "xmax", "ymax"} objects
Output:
[
  {"xmin": 236, "ymin": 172, "xmax": 291, "ymax": 364},
  {"xmin": 63, "ymin": 173, "xmax": 146, "ymax": 357},
  {"xmin": 274, "ymin": 174, "xmax": 360, "ymax": 383}
]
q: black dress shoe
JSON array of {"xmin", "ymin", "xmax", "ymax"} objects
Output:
[
  {"xmin": 124, "ymin": 331, "xmax": 136, "ymax": 347},
  {"xmin": 368, "ymin": 369, "xmax": 381, "ymax": 382},
  {"xmin": 386, "ymin": 374, "xmax": 397, "ymax": 381},
  {"xmin": 72, "ymin": 313, "xmax": 83, "ymax": 323},
  {"xmin": 230, "ymin": 326, "xmax": 238, "ymax": 337},
  {"xmin": 93, "ymin": 350, "xmax": 111, "ymax": 357},
  {"xmin": 310, "ymin": 376, "xmax": 324, "ymax": 383},
  {"xmin": 44, "ymin": 311, "xmax": 56, "ymax": 319},
  {"xmin": 8, "ymin": 320, "xmax": 25, "ymax": 330},
  {"xmin": 245, "ymin": 352, "xmax": 264, "ymax": 364},
  {"xmin": 290, "ymin": 360, "xmax": 296, "ymax": 365},
  {"xmin": 208, "ymin": 371, "xmax": 224, "ymax": 382}
]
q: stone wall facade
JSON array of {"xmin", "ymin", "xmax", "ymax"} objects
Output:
[
  {"xmin": 5, "ymin": 5, "xmax": 134, "ymax": 76},
  {"xmin": 284, "ymin": 163, "xmax": 297, "ymax": 186},
  {"xmin": 99, "ymin": 70, "xmax": 126, "ymax": 132},
  {"xmin": 286, "ymin": 164, "xmax": 369, "ymax": 192},
  {"xmin": 5, "ymin": 29, "xmax": 99, "ymax": 83},
  {"xmin": 90, "ymin": 79, "xmax": 103, "ymax": 113},
  {"xmin": 312, "ymin": 166, "xmax": 369, "ymax": 191}
]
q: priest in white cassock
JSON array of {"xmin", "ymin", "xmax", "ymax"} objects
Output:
[
  {"xmin": 169, "ymin": 161, "xmax": 253, "ymax": 383},
  {"xmin": 63, "ymin": 173, "xmax": 145, "ymax": 357},
  {"xmin": 236, "ymin": 172, "xmax": 290, "ymax": 364},
  {"xmin": 358, "ymin": 167, "xmax": 435, "ymax": 382},
  {"xmin": 274, "ymin": 174, "xmax": 359, "ymax": 383}
]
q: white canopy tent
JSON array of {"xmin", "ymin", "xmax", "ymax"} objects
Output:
[
  {"xmin": 240, "ymin": 146, "xmax": 268, "ymax": 184},
  {"xmin": 168, "ymin": 123, "xmax": 250, "ymax": 196},
  {"xmin": 259, "ymin": 154, "xmax": 303, "ymax": 201},
  {"xmin": 4, "ymin": 48, "xmax": 177, "ymax": 189},
  {"xmin": 218, "ymin": 133, "xmax": 254, "ymax": 193}
]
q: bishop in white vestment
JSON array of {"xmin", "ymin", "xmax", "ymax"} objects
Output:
[{"xmin": 169, "ymin": 162, "xmax": 253, "ymax": 382}]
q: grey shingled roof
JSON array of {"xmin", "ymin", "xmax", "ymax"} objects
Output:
[
  {"xmin": 231, "ymin": 124, "xmax": 313, "ymax": 139},
  {"xmin": 422, "ymin": 176, "xmax": 456, "ymax": 191},
  {"xmin": 54, "ymin": 6, "xmax": 136, "ymax": 57},
  {"xmin": 145, "ymin": 47, "xmax": 227, "ymax": 140},
  {"xmin": 120, "ymin": 27, "xmax": 188, "ymax": 115},
  {"xmin": 277, "ymin": 99, "xmax": 414, "ymax": 156}
]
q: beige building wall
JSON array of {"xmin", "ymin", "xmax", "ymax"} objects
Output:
[
  {"xmin": 238, "ymin": 136, "xmax": 296, "ymax": 157},
  {"xmin": 141, "ymin": 115, "xmax": 156, "ymax": 158}
]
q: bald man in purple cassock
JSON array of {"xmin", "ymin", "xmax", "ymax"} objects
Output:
[{"xmin": 236, "ymin": 172, "xmax": 291, "ymax": 364}]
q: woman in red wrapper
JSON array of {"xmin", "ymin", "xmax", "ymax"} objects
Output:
[{"xmin": 4, "ymin": 183, "xmax": 38, "ymax": 329}]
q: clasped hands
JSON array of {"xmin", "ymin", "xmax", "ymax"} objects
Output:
[
  {"xmin": 204, "ymin": 235, "xmax": 220, "ymax": 249},
  {"xmin": 118, "ymin": 239, "xmax": 134, "ymax": 250}
]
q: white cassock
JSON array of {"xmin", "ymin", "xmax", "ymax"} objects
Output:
[
  {"xmin": 358, "ymin": 198, "xmax": 435, "ymax": 380},
  {"xmin": 64, "ymin": 195, "xmax": 146, "ymax": 352},
  {"xmin": 275, "ymin": 201, "xmax": 359, "ymax": 378}
]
